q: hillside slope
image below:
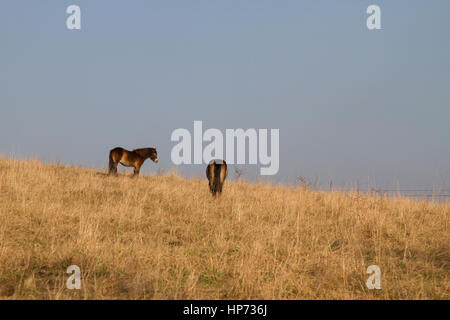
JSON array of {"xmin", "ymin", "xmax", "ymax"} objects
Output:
[{"xmin": 0, "ymin": 157, "xmax": 449, "ymax": 299}]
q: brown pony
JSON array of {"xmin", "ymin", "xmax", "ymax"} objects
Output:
[
  {"xmin": 108, "ymin": 147, "xmax": 158, "ymax": 177},
  {"xmin": 206, "ymin": 159, "xmax": 228, "ymax": 196}
]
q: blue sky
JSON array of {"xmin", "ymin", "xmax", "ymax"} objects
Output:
[{"xmin": 1, "ymin": 1, "xmax": 449, "ymax": 189}]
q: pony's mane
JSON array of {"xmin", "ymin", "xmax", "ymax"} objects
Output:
[{"xmin": 133, "ymin": 148, "xmax": 156, "ymax": 158}]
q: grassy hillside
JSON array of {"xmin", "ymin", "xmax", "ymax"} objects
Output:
[{"xmin": 0, "ymin": 157, "xmax": 448, "ymax": 299}]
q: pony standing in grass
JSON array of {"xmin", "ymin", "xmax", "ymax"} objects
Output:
[
  {"xmin": 108, "ymin": 147, "xmax": 158, "ymax": 177},
  {"xmin": 206, "ymin": 159, "xmax": 228, "ymax": 196}
]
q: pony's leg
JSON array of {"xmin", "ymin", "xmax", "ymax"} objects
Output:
[
  {"xmin": 132, "ymin": 166, "xmax": 140, "ymax": 178},
  {"xmin": 209, "ymin": 180, "xmax": 215, "ymax": 195},
  {"xmin": 109, "ymin": 161, "xmax": 118, "ymax": 176}
]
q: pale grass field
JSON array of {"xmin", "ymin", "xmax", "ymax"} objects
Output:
[{"xmin": 0, "ymin": 157, "xmax": 448, "ymax": 299}]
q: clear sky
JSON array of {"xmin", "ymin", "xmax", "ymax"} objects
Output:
[{"xmin": 1, "ymin": 1, "xmax": 449, "ymax": 189}]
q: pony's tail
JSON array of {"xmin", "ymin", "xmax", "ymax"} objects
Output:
[
  {"xmin": 108, "ymin": 150, "xmax": 114, "ymax": 174},
  {"xmin": 213, "ymin": 163, "xmax": 222, "ymax": 196}
]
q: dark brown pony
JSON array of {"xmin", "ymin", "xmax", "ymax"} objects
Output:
[
  {"xmin": 206, "ymin": 159, "xmax": 228, "ymax": 196},
  {"xmin": 108, "ymin": 147, "xmax": 158, "ymax": 177}
]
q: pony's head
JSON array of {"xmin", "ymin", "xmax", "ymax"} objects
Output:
[
  {"xmin": 149, "ymin": 148, "xmax": 158, "ymax": 163},
  {"xmin": 134, "ymin": 148, "xmax": 158, "ymax": 163}
]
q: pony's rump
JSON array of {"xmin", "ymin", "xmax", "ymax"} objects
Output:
[{"xmin": 206, "ymin": 159, "xmax": 228, "ymax": 196}]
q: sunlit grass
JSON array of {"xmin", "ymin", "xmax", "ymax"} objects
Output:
[{"xmin": 0, "ymin": 157, "xmax": 448, "ymax": 299}]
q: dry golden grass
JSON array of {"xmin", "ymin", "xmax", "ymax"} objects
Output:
[{"xmin": 0, "ymin": 156, "xmax": 449, "ymax": 299}]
